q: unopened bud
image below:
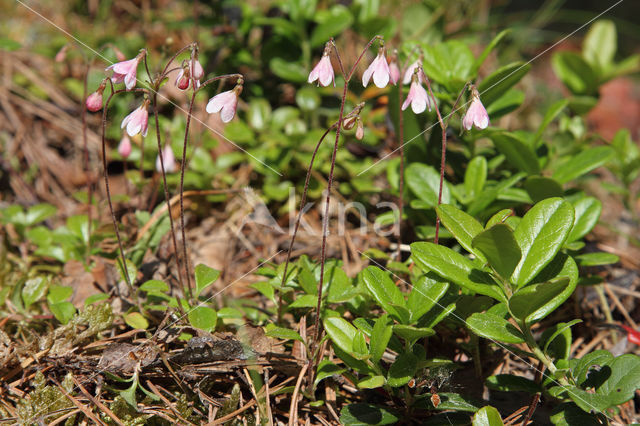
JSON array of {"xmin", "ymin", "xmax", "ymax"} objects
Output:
[{"xmin": 355, "ymin": 119, "xmax": 364, "ymax": 140}]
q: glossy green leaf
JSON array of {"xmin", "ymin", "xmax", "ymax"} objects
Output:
[
  {"xmin": 486, "ymin": 374, "xmax": 541, "ymax": 393},
  {"xmin": 324, "ymin": 317, "xmax": 357, "ymax": 354},
  {"xmin": 84, "ymin": 293, "xmax": 109, "ymax": 306},
  {"xmin": 25, "ymin": 204, "xmax": 57, "ymax": 226},
  {"xmin": 567, "ymin": 197, "xmax": 602, "ymax": 242},
  {"xmin": 124, "ymin": 312, "xmax": 149, "ymax": 330},
  {"xmin": 511, "ymin": 198, "xmax": 575, "ymax": 287},
  {"xmin": 310, "ymin": 5, "xmax": 353, "ymax": 47},
  {"xmin": 472, "ymin": 406, "xmax": 504, "ymax": 426},
  {"xmin": 552, "ymin": 52, "xmax": 598, "ymax": 96},
  {"xmin": 572, "ymin": 350, "xmax": 614, "ymax": 386},
  {"xmin": 370, "ymin": 314, "xmax": 392, "ymax": 363},
  {"xmin": 407, "ymin": 276, "xmax": 449, "ymax": 323},
  {"xmin": 509, "ymin": 277, "xmax": 575, "ymax": 324},
  {"xmin": 594, "ymin": 354, "xmax": 640, "ymax": 407},
  {"xmin": 357, "ymin": 375, "xmax": 386, "ymax": 389},
  {"xmin": 542, "ymin": 320, "xmax": 582, "ymax": 360},
  {"xmin": 67, "ymin": 214, "xmax": 90, "ymax": 243},
  {"xmin": 575, "ymin": 252, "xmax": 619, "ymax": 267},
  {"xmin": 289, "ymin": 294, "xmax": 318, "ymax": 308},
  {"xmin": 485, "ymin": 209, "xmax": 513, "ymax": 229},
  {"xmin": 392, "ymin": 324, "xmax": 435, "ymax": 342},
  {"xmin": 265, "ymin": 325, "xmax": 304, "ymax": 343},
  {"xmin": 478, "ymin": 62, "xmax": 530, "ymax": 106},
  {"xmin": 534, "ymin": 99, "xmax": 569, "ymax": 143},
  {"xmin": 472, "ymin": 224, "xmax": 521, "ymax": 280},
  {"xmin": 466, "ymin": 312, "xmax": 525, "ymax": 344},
  {"xmin": 139, "ymin": 280, "xmax": 169, "ymax": 293},
  {"xmin": 553, "ymin": 147, "xmax": 615, "ymax": 184},
  {"xmin": 411, "ymin": 242, "xmax": 504, "ymax": 302},
  {"xmin": 491, "ymin": 132, "xmax": 540, "ymax": 174},
  {"xmin": 468, "ymin": 173, "xmax": 525, "ymax": 217},
  {"xmin": 464, "ymin": 156, "xmax": 487, "ymax": 201},
  {"xmin": 315, "ymin": 360, "xmax": 346, "ymax": 386},
  {"xmin": 549, "ymin": 402, "xmax": 605, "ymax": 426},
  {"xmin": 49, "ymin": 301, "xmax": 75, "ymax": 324},
  {"xmin": 422, "ymin": 41, "xmax": 474, "ymax": 90},
  {"xmin": 387, "ymin": 352, "xmax": 418, "ymax": 387},
  {"xmin": 296, "ymin": 87, "xmax": 321, "ymax": 111},
  {"xmin": 524, "ymin": 176, "xmax": 564, "ymax": 204},
  {"xmin": 485, "ymin": 89, "xmax": 525, "ymax": 119},
  {"xmin": 436, "ymin": 204, "xmax": 485, "ymax": 260},
  {"xmin": 269, "ymin": 58, "xmax": 307, "ymax": 83},
  {"xmin": 247, "ymin": 98, "xmax": 272, "ymax": 131},
  {"xmin": 473, "ymin": 29, "xmax": 510, "ymax": 72},
  {"xmin": 194, "ymin": 264, "xmax": 220, "ymax": 298},
  {"xmin": 583, "ymin": 20, "xmax": 616, "ymax": 74},
  {"xmin": 117, "ymin": 258, "xmax": 137, "ymax": 286},
  {"xmin": 47, "ymin": 285, "xmax": 73, "ymax": 304},
  {"xmin": 406, "ymin": 163, "xmax": 450, "ymax": 207},
  {"xmin": 22, "ymin": 277, "xmax": 48, "ymax": 307},
  {"xmin": 362, "ymin": 266, "xmax": 408, "ymax": 323},
  {"xmin": 340, "ymin": 403, "xmax": 399, "ymax": 425},
  {"xmin": 188, "ymin": 306, "xmax": 217, "ymax": 332}
]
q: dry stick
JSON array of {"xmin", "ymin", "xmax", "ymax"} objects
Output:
[
  {"xmin": 101, "ymin": 84, "xmax": 147, "ymax": 293},
  {"xmin": 310, "ymin": 35, "xmax": 381, "ymax": 381},
  {"xmin": 277, "ymin": 123, "xmax": 338, "ymax": 324},
  {"xmin": 72, "ymin": 376, "xmax": 124, "ymax": 426},
  {"xmin": 288, "ymin": 363, "xmax": 309, "ymax": 426},
  {"xmin": 520, "ymin": 360, "xmax": 544, "ymax": 426}
]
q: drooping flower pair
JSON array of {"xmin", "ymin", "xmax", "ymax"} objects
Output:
[
  {"xmin": 206, "ymin": 77, "xmax": 243, "ymax": 123},
  {"xmin": 462, "ymin": 86, "xmax": 489, "ymax": 130},
  {"xmin": 401, "ymin": 66, "xmax": 432, "ymax": 114},
  {"xmin": 106, "ymin": 50, "xmax": 145, "ymax": 91}
]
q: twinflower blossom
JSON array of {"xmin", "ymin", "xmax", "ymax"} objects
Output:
[
  {"xmin": 118, "ymin": 134, "xmax": 132, "ymax": 158},
  {"xmin": 402, "ymin": 71, "xmax": 431, "ymax": 114},
  {"xmin": 206, "ymin": 80, "xmax": 243, "ymax": 123},
  {"xmin": 86, "ymin": 80, "xmax": 106, "ymax": 112},
  {"xmin": 156, "ymin": 145, "xmax": 176, "ymax": 173},
  {"xmin": 175, "ymin": 64, "xmax": 191, "ymax": 91},
  {"xmin": 363, "ymin": 47, "xmax": 391, "ymax": 88},
  {"xmin": 308, "ymin": 44, "xmax": 335, "ymax": 87},
  {"xmin": 191, "ymin": 57, "xmax": 204, "ymax": 84},
  {"xmin": 106, "ymin": 51, "xmax": 144, "ymax": 91},
  {"xmin": 402, "ymin": 59, "xmax": 424, "ymax": 85},
  {"xmin": 121, "ymin": 100, "xmax": 149, "ymax": 137},
  {"xmin": 462, "ymin": 86, "xmax": 489, "ymax": 130},
  {"xmin": 389, "ymin": 50, "xmax": 400, "ymax": 85}
]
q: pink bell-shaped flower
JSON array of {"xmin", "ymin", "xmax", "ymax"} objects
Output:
[
  {"xmin": 106, "ymin": 51, "xmax": 144, "ymax": 91},
  {"xmin": 389, "ymin": 51, "xmax": 400, "ymax": 85},
  {"xmin": 403, "ymin": 60, "xmax": 424, "ymax": 85},
  {"xmin": 206, "ymin": 81, "xmax": 242, "ymax": 123},
  {"xmin": 191, "ymin": 57, "xmax": 204, "ymax": 83},
  {"xmin": 401, "ymin": 71, "xmax": 431, "ymax": 114},
  {"xmin": 121, "ymin": 100, "xmax": 149, "ymax": 137},
  {"xmin": 463, "ymin": 87, "xmax": 489, "ymax": 130},
  {"xmin": 363, "ymin": 48, "xmax": 391, "ymax": 88},
  {"xmin": 175, "ymin": 65, "xmax": 191, "ymax": 91},
  {"xmin": 308, "ymin": 44, "xmax": 335, "ymax": 87},
  {"xmin": 156, "ymin": 145, "xmax": 176, "ymax": 173},
  {"xmin": 118, "ymin": 134, "xmax": 132, "ymax": 158}
]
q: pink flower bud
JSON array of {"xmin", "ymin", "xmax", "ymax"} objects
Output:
[
  {"xmin": 389, "ymin": 59, "xmax": 400, "ymax": 85},
  {"xmin": 308, "ymin": 47, "xmax": 335, "ymax": 87},
  {"xmin": 85, "ymin": 91, "xmax": 103, "ymax": 112},
  {"xmin": 363, "ymin": 48, "xmax": 391, "ymax": 89},
  {"xmin": 401, "ymin": 74, "xmax": 431, "ymax": 114},
  {"xmin": 106, "ymin": 51, "xmax": 144, "ymax": 91},
  {"xmin": 175, "ymin": 66, "xmax": 191, "ymax": 91},
  {"xmin": 112, "ymin": 46, "xmax": 127, "ymax": 62},
  {"xmin": 55, "ymin": 45, "xmax": 68, "ymax": 63},
  {"xmin": 118, "ymin": 134, "xmax": 132, "ymax": 158},
  {"xmin": 191, "ymin": 58, "xmax": 204, "ymax": 81},
  {"xmin": 206, "ymin": 84, "xmax": 242, "ymax": 123},
  {"xmin": 156, "ymin": 145, "xmax": 176, "ymax": 173},
  {"xmin": 462, "ymin": 88, "xmax": 489, "ymax": 130},
  {"xmin": 121, "ymin": 100, "xmax": 149, "ymax": 137}
]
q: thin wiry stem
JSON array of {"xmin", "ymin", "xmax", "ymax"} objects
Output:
[
  {"xmin": 178, "ymin": 73, "xmax": 243, "ymax": 301},
  {"xmin": 277, "ymin": 123, "xmax": 338, "ymax": 324},
  {"xmin": 101, "ymin": 83, "xmax": 147, "ymax": 293},
  {"xmin": 81, "ymin": 62, "xmax": 92, "ymax": 262},
  {"xmin": 309, "ymin": 35, "xmax": 381, "ymax": 384},
  {"xmin": 419, "ymin": 69, "xmax": 447, "ymax": 245}
]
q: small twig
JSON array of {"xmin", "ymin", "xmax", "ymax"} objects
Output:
[
  {"xmin": 288, "ymin": 362, "xmax": 309, "ymax": 426},
  {"xmin": 72, "ymin": 376, "xmax": 124, "ymax": 426},
  {"xmin": 604, "ymin": 283, "xmax": 638, "ymax": 328}
]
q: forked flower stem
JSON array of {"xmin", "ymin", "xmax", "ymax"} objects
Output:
[
  {"xmin": 419, "ymin": 70, "xmax": 467, "ymax": 244},
  {"xmin": 101, "ymin": 83, "xmax": 147, "ymax": 302},
  {"xmin": 179, "ymin": 73, "xmax": 243, "ymax": 301},
  {"xmin": 309, "ymin": 35, "xmax": 381, "ymax": 382},
  {"xmin": 81, "ymin": 63, "xmax": 93, "ymax": 262}
]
